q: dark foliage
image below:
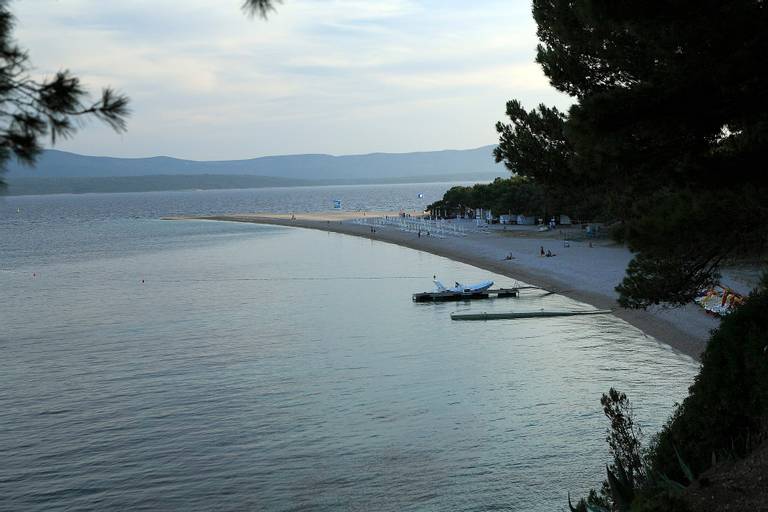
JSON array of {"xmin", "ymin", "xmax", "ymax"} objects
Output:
[
  {"xmin": 532, "ymin": 0, "xmax": 768, "ymax": 307},
  {"xmin": 494, "ymin": 100, "xmax": 604, "ymax": 220},
  {"xmin": 426, "ymin": 177, "xmax": 545, "ymax": 218},
  {"xmin": 0, "ymin": 2, "xmax": 129, "ymax": 188},
  {"xmin": 494, "ymin": 101, "xmax": 569, "ymax": 188},
  {"xmin": 242, "ymin": 0, "xmax": 281, "ymax": 18},
  {"xmin": 570, "ymin": 390, "xmax": 646, "ymax": 511},
  {"xmin": 571, "ymin": 281, "xmax": 768, "ymax": 510},
  {"xmin": 531, "ymin": 3, "xmax": 768, "ymax": 510},
  {"xmin": 628, "ymin": 491, "xmax": 692, "ymax": 512},
  {"xmin": 601, "ymin": 389, "xmax": 644, "ymax": 488},
  {"xmin": 647, "ymin": 281, "xmax": 768, "ymax": 483}
]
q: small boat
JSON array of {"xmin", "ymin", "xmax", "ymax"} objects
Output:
[{"xmin": 434, "ymin": 279, "xmax": 494, "ymax": 294}]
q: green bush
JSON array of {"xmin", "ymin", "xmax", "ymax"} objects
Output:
[
  {"xmin": 629, "ymin": 490, "xmax": 691, "ymax": 512},
  {"xmin": 647, "ymin": 280, "xmax": 768, "ymax": 481}
]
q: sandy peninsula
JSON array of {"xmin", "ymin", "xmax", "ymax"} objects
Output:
[{"xmin": 167, "ymin": 211, "xmax": 759, "ymax": 361}]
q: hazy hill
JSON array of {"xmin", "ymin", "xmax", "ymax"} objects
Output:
[
  {"xmin": 4, "ymin": 175, "xmax": 313, "ymax": 196},
  {"xmin": 4, "ymin": 172, "xmax": 496, "ymax": 196},
  {"xmin": 6, "ymin": 146, "xmax": 501, "ymax": 180}
]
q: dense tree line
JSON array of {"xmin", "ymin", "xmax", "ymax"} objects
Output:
[{"xmin": 426, "ymin": 177, "xmax": 546, "ymax": 219}]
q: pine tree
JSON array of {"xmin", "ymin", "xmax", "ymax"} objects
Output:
[
  {"xmin": 533, "ymin": 0, "xmax": 768, "ymax": 307},
  {"xmin": 0, "ymin": 3, "xmax": 130, "ymax": 187}
]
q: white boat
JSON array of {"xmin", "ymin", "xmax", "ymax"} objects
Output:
[
  {"xmin": 413, "ymin": 278, "xmax": 517, "ymax": 302},
  {"xmin": 433, "ymin": 278, "xmax": 494, "ymax": 294}
]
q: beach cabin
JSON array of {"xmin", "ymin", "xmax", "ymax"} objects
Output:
[{"xmin": 516, "ymin": 215, "xmax": 536, "ymax": 225}]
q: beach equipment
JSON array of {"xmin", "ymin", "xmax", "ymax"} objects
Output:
[
  {"xmin": 694, "ymin": 286, "xmax": 743, "ymax": 316},
  {"xmin": 352, "ymin": 215, "xmax": 469, "ymax": 238}
]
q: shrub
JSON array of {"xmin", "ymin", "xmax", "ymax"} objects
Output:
[{"xmin": 647, "ymin": 279, "xmax": 768, "ymax": 481}]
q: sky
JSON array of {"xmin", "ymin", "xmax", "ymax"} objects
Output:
[{"xmin": 15, "ymin": 0, "xmax": 572, "ymax": 160}]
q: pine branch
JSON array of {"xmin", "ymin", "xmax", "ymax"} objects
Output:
[{"xmin": 241, "ymin": 0, "xmax": 281, "ymax": 19}]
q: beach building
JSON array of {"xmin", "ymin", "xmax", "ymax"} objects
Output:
[{"xmin": 516, "ymin": 214, "xmax": 536, "ymax": 225}]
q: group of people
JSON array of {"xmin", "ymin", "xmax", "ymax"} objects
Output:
[{"xmin": 539, "ymin": 246, "xmax": 556, "ymax": 257}]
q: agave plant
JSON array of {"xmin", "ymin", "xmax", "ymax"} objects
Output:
[
  {"xmin": 568, "ymin": 493, "xmax": 609, "ymax": 512},
  {"xmin": 606, "ymin": 462, "xmax": 635, "ymax": 512},
  {"xmin": 653, "ymin": 444, "xmax": 695, "ymax": 494}
]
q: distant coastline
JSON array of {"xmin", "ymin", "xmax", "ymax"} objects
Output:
[
  {"xmin": 168, "ymin": 211, "xmax": 761, "ymax": 361},
  {"xmin": 3, "ymin": 173, "xmax": 497, "ymax": 196},
  {"xmin": 3, "ymin": 144, "xmax": 503, "ymax": 196}
]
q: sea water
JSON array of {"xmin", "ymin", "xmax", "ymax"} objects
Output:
[{"xmin": 0, "ymin": 185, "xmax": 698, "ymax": 511}]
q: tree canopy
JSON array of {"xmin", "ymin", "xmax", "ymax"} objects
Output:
[
  {"xmin": 427, "ymin": 177, "xmax": 545, "ymax": 218},
  {"xmin": 532, "ymin": 0, "xmax": 768, "ymax": 307},
  {"xmin": 493, "ymin": 100, "xmax": 606, "ymax": 220}
]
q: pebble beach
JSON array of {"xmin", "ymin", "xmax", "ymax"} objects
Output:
[{"xmin": 170, "ymin": 211, "xmax": 760, "ymax": 361}]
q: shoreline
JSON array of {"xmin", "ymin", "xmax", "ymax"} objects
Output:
[{"xmin": 167, "ymin": 211, "xmax": 730, "ymax": 361}]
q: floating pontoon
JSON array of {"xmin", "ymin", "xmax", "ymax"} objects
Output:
[
  {"xmin": 412, "ymin": 279, "xmax": 521, "ymax": 302},
  {"xmin": 450, "ymin": 309, "xmax": 613, "ymax": 321}
]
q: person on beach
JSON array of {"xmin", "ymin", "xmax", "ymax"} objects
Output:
[{"xmin": 540, "ymin": 246, "xmax": 545, "ymax": 256}]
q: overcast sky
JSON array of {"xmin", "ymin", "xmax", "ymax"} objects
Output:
[{"xmin": 15, "ymin": 0, "xmax": 571, "ymax": 160}]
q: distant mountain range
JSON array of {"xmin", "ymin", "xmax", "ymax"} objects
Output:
[
  {"xmin": 6, "ymin": 146, "xmax": 501, "ymax": 179},
  {"xmin": 4, "ymin": 146, "xmax": 503, "ymax": 195}
]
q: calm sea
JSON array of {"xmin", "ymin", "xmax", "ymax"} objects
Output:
[{"xmin": 0, "ymin": 184, "xmax": 697, "ymax": 511}]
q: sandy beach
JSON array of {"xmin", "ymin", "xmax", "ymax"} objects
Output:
[{"xmin": 168, "ymin": 211, "xmax": 758, "ymax": 361}]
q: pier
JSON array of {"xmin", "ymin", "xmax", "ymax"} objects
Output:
[
  {"xmin": 412, "ymin": 287, "xmax": 523, "ymax": 302},
  {"xmin": 450, "ymin": 309, "xmax": 613, "ymax": 321}
]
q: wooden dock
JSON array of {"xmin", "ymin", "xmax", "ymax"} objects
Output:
[{"xmin": 412, "ymin": 287, "xmax": 520, "ymax": 302}]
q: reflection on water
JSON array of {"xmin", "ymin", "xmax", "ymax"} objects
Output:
[{"xmin": 1, "ymin": 187, "xmax": 697, "ymax": 511}]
